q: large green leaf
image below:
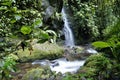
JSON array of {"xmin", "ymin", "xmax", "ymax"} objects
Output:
[
  {"xmin": 92, "ymin": 41, "xmax": 110, "ymax": 48},
  {"xmin": 20, "ymin": 26, "xmax": 31, "ymax": 35},
  {"xmin": 40, "ymin": 30, "xmax": 49, "ymax": 39}
]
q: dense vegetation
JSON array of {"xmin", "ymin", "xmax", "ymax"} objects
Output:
[{"xmin": 0, "ymin": 0, "xmax": 120, "ymax": 80}]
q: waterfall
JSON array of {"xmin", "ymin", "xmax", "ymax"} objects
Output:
[{"xmin": 62, "ymin": 7, "xmax": 75, "ymax": 47}]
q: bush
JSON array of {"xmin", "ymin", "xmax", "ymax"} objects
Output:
[{"xmin": 0, "ymin": 54, "xmax": 17, "ymax": 80}]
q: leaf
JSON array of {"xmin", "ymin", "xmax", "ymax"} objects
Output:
[
  {"xmin": 1, "ymin": 1, "xmax": 12, "ymax": 6},
  {"xmin": 10, "ymin": 19, "xmax": 16, "ymax": 23},
  {"xmin": 46, "ymin": 30, "xmax": 57, "ymax": 36},
  {"xmin": 33, "ymin": 19, "xmax": 42, "ymax": 28},
  {"xmin": 37, "ymin": 39, "xmax": 47, "ymax": 43},
  {"xmin": 40, "ymin": 30, "xmax": 49, "ymax": 39},
  {"xmin": 11, "ymin": 7, "xmax": 17, "ymax": 12},
  {"xmin": 92, "ymin": 41, "xmax": 110, "ymax": 48},
  {"xmin": 46, "ymin": 30, "xmax": 57, "ymax": 43},
  {"xmin": 0, "ymin": 7, "xmax": 7, "ymax": 11},
  {"xmin": 20, "ymin": 26, "xmax": 31, "ymax": 35}
]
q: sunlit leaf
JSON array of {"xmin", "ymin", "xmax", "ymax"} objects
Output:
[
  {"xmin": 21, "ymin": 26, "xmax": 31, "ymax": 35},
  {"xmin": 10, "ymin": 19, "xmax": 16, "ymax": 23},
  {"xmin": 92, "ymin": 41, "xmax": 110, "ymax": 48},
  {"xmin": 11, "ymin": 7, "xmax": 17, "ymax": 12},
  {"xmin": 40, "ymin": 30, "xmax": 49, "ymax": 39}
]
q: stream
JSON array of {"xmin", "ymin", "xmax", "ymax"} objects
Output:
[
  {"xmin": 32, "ymin": 58, "xmax": 85, "ymax": 74},
  {"xmin": 31, "ymin": 6, "xmax": 97, "ymax": 74}
]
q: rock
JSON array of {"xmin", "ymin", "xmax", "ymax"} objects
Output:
[
  {"xmin": 76, "ymin": 53, "xmax": 112, "ymax": 80},
  {"xmin": 63, "ymin": 46, "xmax": 97, "ymax": 61},
  {"xmin": 50, "ymin": 60, "xmax": 59, "ymax": 67},
  {"xmin": 11, "ymin": 62, "xmax": 40, "ymax": 80},
  {"xmin": 22, "ymin": 67, "xmax": 63, "ymax": 80},
  {"xmin": 17, "ymin": 42, "xmax": 64, "ymax": 62}
]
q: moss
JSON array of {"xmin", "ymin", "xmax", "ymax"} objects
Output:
[
  {"xmin": 22, "ymin": 68, "xmax": 48, "ymax": 80},
  {"xmin": 8, "ymin": 54, "xmax": 19, "ymax": 61},
  {"xmin": 22, "ymin": 67, "xmax": 63, "ymax": 80},
  {"xmin": 84, "ymin": 53, "xmax": 112, "ymax": 69},
  {"xmin": 17, "ymin": 42, "xmax": 64, "ymax": 62},
  {"xmin": 77, "ymin": 53, "xmax": 112, "ymax": 80}
]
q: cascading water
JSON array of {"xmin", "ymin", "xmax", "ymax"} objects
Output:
[
  {"xmin": 32, "ymin": 4, "xmax": 97, "ymax": 74},
  {"xmin": 62, "ymin": 7, "xmax": 75, "ymax": 47}
]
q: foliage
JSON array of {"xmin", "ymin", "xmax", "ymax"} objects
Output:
[
  {"xmin": 91, "ymin": 20, "xmax": 120, "ymax": 78},
  {"xmin": 0, "ymin": 0, "xmax": 58, "ymax": 79},
  {"xmin": 0, "ymin": 54, "xmax": 17, "ymax": 80},
  {"xmin": 80, "ymin": 54, "xmax": 112, "ymax": 80},
  {"xmin": 91, "ymin": 0, "xmax": 118, "ymax": 40},
  {"xmin": 92, "ymin": 18, "xmax": 120, "ymax": 61},
  {"xmin": 103, "ymin": 19, "xmax": 120, "ymax": 38},
  {"xmin": 92, "ymin": 36, "xmax": 120, "ymax": 62},
  {"xmin": 62, "ymin": 0, "xmax": 119, "ymax": 43},
  {"xmin": 69, "ymin": 2, "xmax": 99, "ymax": 43},
  {"xmin": 113, "ymin": 0, "xmax": 120, "ymax": 17},
  {"xmin": 63, "ymin": 74, "xmax": 76, "ymax": 80},
  {"xmin": 0, "ymin": 0, "xmax": 59, "ymax": 62}
]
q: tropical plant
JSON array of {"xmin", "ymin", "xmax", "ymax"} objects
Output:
[
  {"xmin": 0, "ymin": 54, "xmax": 17, "ymax": 80},
  {"xmin": 73, "ymin": 3, "xmax": 99, "ymax": 43},
  {"xmin": 0, "ymin": 0, "xmax": 58, "ymax": 79},
  {"xmin": 103, "ymin": 19, "xmax": 120, "ymax": 39},
  {"xmin": 92, "ymin": 19, "xmax": 120, "ymax": 61},
  {"xmin": 92, "ymin": 38, "xmax": 120, "ymax": 61},
  {"xmin": 0, "ymin": 0, "xmax": 58, "ymax": 55}
]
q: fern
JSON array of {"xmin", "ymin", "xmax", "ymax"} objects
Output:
[{"xmin": 103, "ymin": 20, "xmax": 120, "ymax": 38}]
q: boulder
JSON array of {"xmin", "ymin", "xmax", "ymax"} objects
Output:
[
  {"xmin": 63, "ymin": 46, "xmax": 97, "ymax": 61},
  {"xmin": 22, "ymin": 67, "xmax": 63, "ymax": 80},
  {"xmin": 17, "ymin": 42, "xmax": 64, "ymax": 62}
]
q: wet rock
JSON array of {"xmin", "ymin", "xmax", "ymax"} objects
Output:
[
  {"xmin": 50, "ymin": 60, "xmax": 59, "ymax": 67},
  {"xmin": 63, "ymin": 46, "xmax": 97, "ymax": 61},
  {"xmin": 11, "ymin": 62, "xmax": 40, "ymax": 80}
]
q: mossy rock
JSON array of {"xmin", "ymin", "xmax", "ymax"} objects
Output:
[
  {"xmin": 64, "ymin": 46, "xmax": 92, "ymax": 61},
  {"xmin": 22, "ymin": 67, "xmax": 63, "ymax": 80},
  {"xmin": 77, "ymin": 53, "xmax": 112, "ymax": 80},
  {"xmin": 84, "ymin": 53, "xmax": 112, "ymax": 69},
  {"xmin": 22, "ymin": 67, "xmax": 52, "ymax": 80},
  {"xmin": 17, "ymin": 42, "xmax": 64, "ymax": 62}
]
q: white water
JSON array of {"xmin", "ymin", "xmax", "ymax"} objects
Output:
[
  {"xmin": 32, "ymin": 58, "xmax": 85, "ymax": 74},
  {"xmin": 86, "ymin": 48, "xmax": 98, "ymax": 54},
  {"xmin": 62, "ymin": 7, "xmax": 75, "ymax": 47},
  {"xmin": 50, "ymin": 58, "xmax": 85, "ymax": 74}
]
